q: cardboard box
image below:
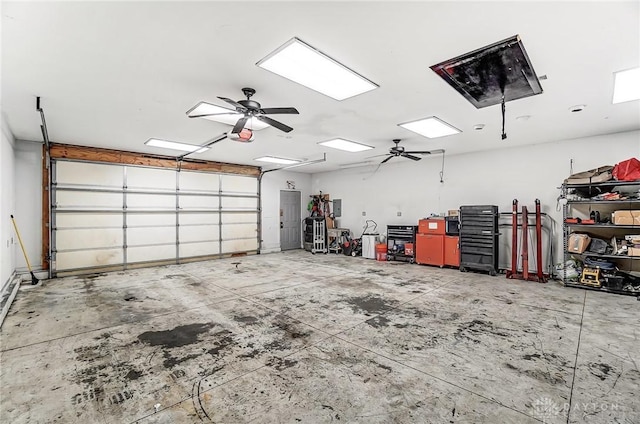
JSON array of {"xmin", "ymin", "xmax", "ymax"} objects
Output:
[
  {"xmin": 628, "ymin": 247, "xmax": 640, "ymax": 257},
  {"xmin": 447, "ymin": 210, "xmax": 460, "ymax": 217},
  {"xmin": 325, "ymin": 217, "xmax": 335, "ymax": 229},
  {"xmin": 612, "ymin": 210, "xmax": 640, "ymax": 226},
  {"xmin": 568, "ymin": 233, "xmax": 591, "ymax": 253}
]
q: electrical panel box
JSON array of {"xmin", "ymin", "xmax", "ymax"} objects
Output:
[{"xmin": 333, "ymin": 199, "xmax": 342, "ymax": 217}]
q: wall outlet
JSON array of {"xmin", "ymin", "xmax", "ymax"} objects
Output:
[
  {"xmin": 397, "ymin": 211, "xmax": 402, "ymax": 217},
  {"xmin": 362, "ymin": 211, "xmax": 366, "ymax": 216}
]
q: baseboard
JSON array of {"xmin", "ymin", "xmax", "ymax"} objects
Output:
[
  {"xmin": 260, "ymin": 247, "xmax": 283, "ymax": 254},
  {"xmin": 0, "ymin": 273, "xmax": 21, "ymax": 329}
]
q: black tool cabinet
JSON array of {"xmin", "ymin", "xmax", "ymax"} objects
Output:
[
  {"xmin": 459, "ymin": 205, "xmax": 499, "ymax": 275},
  {"xmin": 386, "ymin": 225, "xmax": 417, "ymax": 263}
]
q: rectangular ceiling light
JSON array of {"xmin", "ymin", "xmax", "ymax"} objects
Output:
[
  {"xmin": 318, "ymin": 138, "xmax": 374, "ymax": 152},
  {"xmin": 145, "ymin": 138, "xmax": 209, "ymax": 153},
  {"xmin": 256, "ymin": 37, "xmax": 378, "ymax": 101},
  {"xmin": 399, "ymin": 116, "xmax": 461, "ymax": 139},
  {"xmin": 254, "ymin": 156, "xmax": 301, "ymax": 165},
  {"xmin": 613, "ymin": 67, "xmax": 640, "ymax": 104},
  {"xmin": 186, "ymin": 101, "xmax": 269, "ymax": 130}
]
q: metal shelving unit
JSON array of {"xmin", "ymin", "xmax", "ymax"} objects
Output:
[{"xmin": 561, "ymin": 179, "xmax": 640, "ymax": 296}]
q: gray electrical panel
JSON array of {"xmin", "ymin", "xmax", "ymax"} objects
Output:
[{"xmin": 333, "ymin": 199, "xmax": 342, "ymax": 217}]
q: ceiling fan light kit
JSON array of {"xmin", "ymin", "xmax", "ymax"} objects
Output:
[
  {"xmin": 375, "ymin": 139, "xmax": 444, "ymax": 164},
  {"xmin": 256, "ymin": 37, "xmax": 378, "ymax": 101},
  {"xmin": 187, "ymin": 87, "xmax": 299, "ymax": 137}
]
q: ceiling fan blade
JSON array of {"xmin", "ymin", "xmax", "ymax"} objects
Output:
[
  {"xmin": 404, "ymin": 149, "xmax": 445, "ymax": 155},
  {"xmin": 256, "ymin": 115, "xmax": 293, "ymax": 133},
  {"xmin": 260, "ymin": 107, "xmax": 299, "ymax": 115},
  {"xmin": 188, "ymin": 112, "xmax": 239, "ymax": 119},
  {"xmin": 381, "ymin": 155, "xmax": 395, "ymax": 164},
  {"xmin": 401, "ymin": 153, "xmax": 422, "ymax": 161},
  {"xmin": 232, "ymin": 116, "xmax": 249, "ymax": 134},
  {"xmin": 366, "ymin": 153, "xmax": 392, "ymax": 159},
  {"xmin": 218, "ymin": 96, "xmax": 245, "ymax": 110}
]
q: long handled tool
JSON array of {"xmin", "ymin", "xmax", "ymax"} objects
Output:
[{"xmin": 10, "ymin": 215, "xmax": 39, "ymax": 285}]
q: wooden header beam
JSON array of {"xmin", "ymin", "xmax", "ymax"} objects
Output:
[{"xmin": 49, "ymin": 143, "xmax": 261, "ymax": 176}]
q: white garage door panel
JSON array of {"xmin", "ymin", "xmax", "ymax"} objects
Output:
[
  {"xmin": 180, "ymin": 225, "xmax": 219, "ymax": 243},
  {"xmin": 128, "ymin": 227, "xmax": 176, "ymax": 246},
  {"xmin": 57, "ymin": 162, "xmax": 123, "ymax": 187},
  {"xmin": 57, "ymin": 248, "xmax": 123, "ymax": 270},
  {"xmin": 179, "ymin": 172, "xmax": 219, "ymax": 192},
  {"xmin": 57, "ymin": 228, "xmax": 123, "ymax": 250},
  {"xmin": 52, "ymin": 160, "xmax": 259, "ymax": 274},
  {"xmin": 221, "ymin": 223, "xmax": 257, "ymax": 239},
  {"xmin": 127, "ymin": 167, "xmax": 176, "ymax": 190},
  {"xmin": 221, "ymin": 197, "xmax": 258, "ymax": 209},
  {"xmin": 221, "ymin": 213, "xmax": 257, "ymax": 224},
  {"xmin": 128, "ymin": 245, "xmax": 176, "ymax": 263},
  {"xmin": 180, "ymin": 242, "xmax": 220, "ymax": 257},
  {"xmin": 127, "ymin": 193, "xmax": 175, "ymax": 209},
  {"xmin": 179, "ymin": 213, "xmax": 219, "ymax": 225},
  {"xmin": 221, "ymin": 175, "xmax": 257, "ymax": 194},
  {"xmin": 56, "ymin": 191, "xmax": 122, "ymax": 209},
  {"xmin": 179, "ymin": 195, "xmax": 219, "ymax": 209},
  {"xmin": 56, "ymin": 213, "xmax": 122, "ymax": 228},
  {"xmin": 127, "ymin": 213, "xmax": 176, "ymax": 227},
  {"xmin": 222, "ymin": 239, "xmax": 258, "ymax": 253}
]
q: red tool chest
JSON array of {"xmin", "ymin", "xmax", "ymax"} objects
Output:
[
  {"xmin": 416, "ymin": 219, "xmax": 459, "ymax": 268},
  {"xmin": 444, "ymin": 235, "xmax": 460, "ymax": 267}
]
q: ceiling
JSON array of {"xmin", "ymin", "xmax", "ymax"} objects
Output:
[{"xmin": 2, "ymin": 1, "xmax": 639, "ymax": 173}]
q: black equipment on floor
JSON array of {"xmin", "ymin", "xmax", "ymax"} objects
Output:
[
  {"xmin": 459, "ymin": 205, "xmax": 499, "ymax": 275},
  {"xmin": 303, "ymin": 217, "xmax": 326, "ymax": 252},
  {"xmin": 386, "ymin": 225, "xmax": 417, "ymax": 263}
]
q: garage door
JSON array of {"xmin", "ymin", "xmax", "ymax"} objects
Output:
[{"xmin": 51, "ymin": 160, "xmax": 258, "ymax": 274}]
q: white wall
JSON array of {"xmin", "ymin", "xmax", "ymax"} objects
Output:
[
  {"xmin": 14, "ymin": 140, "xmax": 43, "ymax": 272},
  {"xmin": 260, "ymin": 170, "xmax": 312, "ymax": 253},
  {"xmin": 1, "ymin": 119, "xmax": 16, "ymax": 285},
  {"xmin": 311, "ymin": 130, "xmax": 640, "ymax": 268}
]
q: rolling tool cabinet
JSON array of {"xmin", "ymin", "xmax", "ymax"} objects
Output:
[
  {"xmin": 386, "ymin": 225, "xmax": 417, "ymax": 263},
  {"xmin": 416, "ymin": 218, "xmax": 460, "ymax": 267},
  {"xmin": 459, "ymin": 205, "xmax": 499, "ymax": 275}
]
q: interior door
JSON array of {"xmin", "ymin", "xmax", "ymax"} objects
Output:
[{"xmin": 280, "ymin": 190, "xmax": 301, "ymax": 251}]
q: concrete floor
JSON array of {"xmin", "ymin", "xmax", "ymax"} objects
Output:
[{"xmin": 0, "ymin": 251, "xmax": 638, "ymax": 424}]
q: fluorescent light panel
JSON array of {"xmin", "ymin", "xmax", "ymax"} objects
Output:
[
  {"xmin": 318, "ymin": 138, "xmax": 374, "ymax": 152},
  {"xmin": 254, "ymin": 156, "xmax": 301, "ymax": 165},
  {"xmin": 186, "ymin": 102, "xmax": 269, "ymax": 130},
  {"xmin": 145, "ymin": 138, "xmax": 209, "ymax": 153},
  {"xmin": 257, "ymin": 37, "xmax": 378, "ymax": 101},
  {"xmin": 399, "ymin": 116, "xmax": 461, "ymax": 138},
  {"xmin": 613, "ymin": 67, "xmax": 640, "ymax": 104}
]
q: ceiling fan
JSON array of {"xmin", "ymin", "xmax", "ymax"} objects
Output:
[
  {"xmin": 374, "ymin": 139, "xmax": 445, "ymax": 164},
  {"xmin": 187, "ymin": 87, "xmax": 299, "ymax": 134}
]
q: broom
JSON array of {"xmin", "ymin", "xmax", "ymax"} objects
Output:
[{"xmin": 10, "ymin": 215, "xmax": 39, "ymax": 285}]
